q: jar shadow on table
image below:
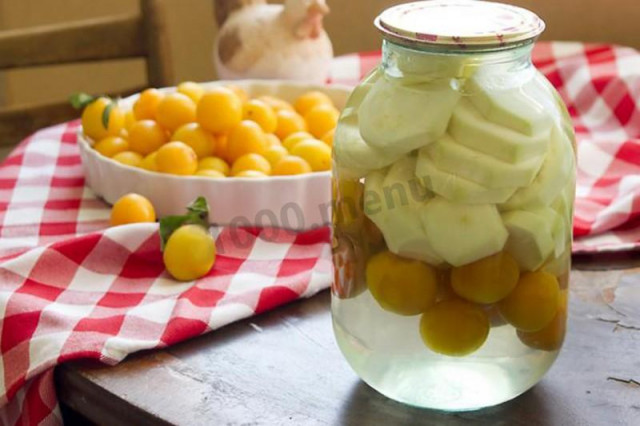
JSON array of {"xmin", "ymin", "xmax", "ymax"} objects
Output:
[{"xmin": 337, "ymin": 379, "xmax": 557, "ymax": 426}]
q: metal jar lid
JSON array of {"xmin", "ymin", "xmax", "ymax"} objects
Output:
[{"xmin": 375, "ymin": 0, "xmax": 545, "ymax": 50}]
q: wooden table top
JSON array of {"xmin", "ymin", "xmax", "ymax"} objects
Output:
[{"xmin": 55, "ymin": 255, "xmax": 640, "ymax": 426}]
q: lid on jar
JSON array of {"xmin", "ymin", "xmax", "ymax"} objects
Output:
[{"xmin": 375, "ymin": 0, "xmax": 545, "ymax": 50}]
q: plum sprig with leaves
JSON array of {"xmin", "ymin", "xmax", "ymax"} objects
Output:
[
  {"xmin": 159, "ymin": 196, "xmax": 210, "ymax": 250},
  {"xmin": 70, "ymin": 92, "xmax": 119, "ymax": 129}
]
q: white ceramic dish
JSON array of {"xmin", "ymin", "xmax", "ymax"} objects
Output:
[{"xmin": 78, "ymin": 80, "xmax": 352, "ymax": 230}]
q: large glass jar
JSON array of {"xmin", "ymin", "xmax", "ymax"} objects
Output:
[{"xmin": 331, "ymin": 0, "xmax": 576, "ymax": 411}]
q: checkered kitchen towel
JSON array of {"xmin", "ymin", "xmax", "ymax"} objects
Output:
[
  {"xmin": 1, "ymin": 41, "xmax": 640, "ymax": 424},
  {"xmin": 0, "ymin": 220, "xmax": 331, "ymax": 425},
  {"xmin": 0, "ymin": 122, "xmax": 332, "ymax": 423}
]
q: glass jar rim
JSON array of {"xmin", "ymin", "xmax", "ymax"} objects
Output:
[{"xmin": 375, "ymin": 0, "xmax": 545, "ymax": 53}]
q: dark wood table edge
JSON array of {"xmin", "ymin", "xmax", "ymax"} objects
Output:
[
  {"xmin": 55, "ymin": 250, "xmax": 640, "ymax": 425},
  {"xmin": 56, "ymin": 362, "xmax": 172, "ymax": 426}
]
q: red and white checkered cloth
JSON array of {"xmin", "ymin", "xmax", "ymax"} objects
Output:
[
  {"xmin": 0, "ymin": 124, "xmax": 333, "ymax": 423},
  {"xmin": 0, "ymin": 220, "xmax": 331, "ymax": 424},
  {"xmin": 1, "ymin": 41, "xmax": 640, "ymax": 424}
]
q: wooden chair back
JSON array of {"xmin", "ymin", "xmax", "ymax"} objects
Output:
[{"xmin": 0, "ymin": 0, "xmax": 173, "ymax": 150}]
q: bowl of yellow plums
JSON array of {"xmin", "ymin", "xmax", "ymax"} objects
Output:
[{"xmin": 76, "ymin": 80, "xmax": 350, "ymax": 230}]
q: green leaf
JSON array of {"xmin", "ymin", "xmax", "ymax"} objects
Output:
[
  {"xmin": 159, "ymin": 197, "xmax": 211, "ymax": 250},
  {"xmin": 69, "ymin": 92, "xmax": 97, "ymax": 109},
  {"xmin": 187, "ymin": 196, "xmax": 209, "ymax": 218},
  {"xmin": 185, "ymin": 197, "xmax": 210, "ymax": 233},
  {"xmin": 102, "ymin": 101, "xmax": 115, "ymax": 130},
  {"xmin": 159, "ymin": 215, "xmax": 190, "ymax": 250}
]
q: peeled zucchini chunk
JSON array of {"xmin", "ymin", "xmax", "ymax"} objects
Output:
[
  {"xmin": 550, "ymin": 207, "xmax": 569, "ymax": 258},
  {"xmin": 334, "ymin": 71, "xmax": 403, "ymax": 177},
  {"xmin": 523, "ymin": 73, "xmax": 576, "ymax": 143},
  {"xmin": 416, "ymin": 146, "xmax": 517, "ymax": 204},
  {"xmin": 551, "ymin": 184, "xmax": 575, "ymax": 224},
  {"xmin": 341, "ymin": 68, "xmax": 383, "ymax": 116},
  {"xmin": 537, "ymin": 184, "xmax": 575, "ymax": 270},
  {"xmin": 501, "ymin": 126, "xmax": 575, "ymax": 210},
  {"xmin": 334, "ymin": 112, "xmax": 403, "ymax": 177},
  {"xmin": 426, "ymin": 134, "xmax": 545, "ymax": 189},
  {"xmin": 502, "ymin": 208, "xmax": 558, "ymax": 271},
  {"xmin": 394, "ymin": 48, "xmax": 478, "ymax": 80},
  {"xmin": 383, "ymin": 155, "xmax": 431, "ymax": 206},
  {"xmin": 359, "ymin": 76, "xmax": 461, "ymax": 156},
  {"xmin": 420, "ymin": 197, "xmax": 508, "ymax": 267},
  {"xmin": 449, "ymin": 99, "xmax": 550, "ymax": 164},
  {"xmin": 364, "ymin": 160, "xmax": 442, "ymax": 265},
  {"xmin": 467, "ymin": 75, "xmax": 553, "ymax": 137},
  {"xmin": 551, "ymin": 187, "xmax": 575, "ymax": 258},
  {"xmin": 372, "ymin": 208, "xmax": 444, "ymax": 265}
]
